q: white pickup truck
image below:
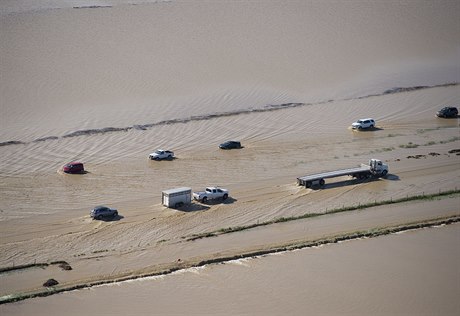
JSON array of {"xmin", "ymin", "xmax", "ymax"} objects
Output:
[
  {"xmin": 149, "ymin": 149, "xmax": 174, "ymax": 160},
  {"xmin": 193, "ymin": 187, "xmax": 229, "ymax": 203}
]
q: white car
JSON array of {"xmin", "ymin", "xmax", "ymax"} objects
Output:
[
  {"xmin": 193, "ymin": 187, "xmax": 229, "ymax": 203},
  {"xmin": 352, "ymin": 118, "xmax": 375, "ymax": 130},
  {"xmin": 149, "ymin": 149, "xmax": 174, "ymax": 160}
]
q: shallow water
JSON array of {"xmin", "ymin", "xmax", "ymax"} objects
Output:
[
  {"xmin": 1, "ymin": 0, "xmax": 459, "ymax": 142},
  {"xmin": 2, "ymin": 224, "xmax": 459, "ymax": 315},
  {"xmin": 1, "ymin": 2, "xmax": 459, "ymax": 312},
  {"xmin": 1, "ymin": 85, "xmax": 459, "ymax": 221}
]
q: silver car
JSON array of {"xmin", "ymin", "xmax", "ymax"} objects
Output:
[{"xmin": 90, "ymin": 206, "xmax": 118, "ymax": 220}]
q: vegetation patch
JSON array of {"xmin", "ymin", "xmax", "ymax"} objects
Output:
[
  {"xmin": 417, "ymin": 127, "xmax": 440, "ymax": 134},
  {"xmin": 0, "ymin": 261, "xmax": 72, "ymax": 274},
  {"xmin": 0, "ymin": 141, "xmax": 25, "ymax": 147},
  {"xmin": 399, "ymin": 142, "xmax": 419, "ymax": 148},
  {"xmin": 0, "ymin": 263, "xmax": 48, "ymax": 274},
  {"xmin": 54, "ymin": 262, "xmax": 72, "ymax": 271},
  {"xmin": 43, "ymin": 279, "xmax": 59, "ymax": 287},
  {"xmin": 186, "ymin": 189, "xmax": 460, "ymax": 241},
  {"xmin": 440, "ymin": 137, "xmax": 460, "ymax": 144},
  {"xmin": 407, "ymin": 154, "xmax": 426, "ymax": 159},
  {"xmin": 92, "ymin": 249, "xmax": 109, "ymax": 254}
]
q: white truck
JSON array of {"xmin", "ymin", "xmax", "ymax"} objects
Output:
[
  {"xmin": 162, "ymin": 187, "xmax": 192, "ymax": 208},
  {"xmin": 297, "ymin": 159, "xmax": 389, "ymax": 188},
  {"xmin": 193, "ymin": 187, "xmax": 229, "ymax": 203},
  {"xmin": 149, "ymin": 149, "xmax": 174, "ymax": 160}
]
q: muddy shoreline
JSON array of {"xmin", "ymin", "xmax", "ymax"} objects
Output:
[{"xmin": 1, "ymin": 215, "xmax": 458, "ymax": 305}]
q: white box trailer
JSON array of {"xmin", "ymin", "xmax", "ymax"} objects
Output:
[{"xmin": 162, "ymin": 187, "xmax": 192, "ymax": 208}]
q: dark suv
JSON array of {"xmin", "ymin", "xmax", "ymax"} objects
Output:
[
  {"xmin": 219, "ymin": 141, "xmax": 242, "ymax": 149},
  {"xmin": 63, "ymin": 162, "xmax": 84, "ymax": 174},
  {"xmin": 436, "ymin": 107, "xmax": 458, "ymax": 118},
  {"xmin": 90, "ymin": 206, "xmax": 118, "ymax": 220}
]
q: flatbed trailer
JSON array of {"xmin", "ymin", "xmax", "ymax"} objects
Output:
[{"xmin": 297, "ymin": 159, "xmax": 389, "ymax": 188}]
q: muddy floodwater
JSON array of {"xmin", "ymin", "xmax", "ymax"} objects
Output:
[
  {"xmin": 1, "ymin": 1, "xmax": 460, "ymax": 315},
  {"xmin": 2, "ymin": 224, "xmax": 459, "ymax": 316}
]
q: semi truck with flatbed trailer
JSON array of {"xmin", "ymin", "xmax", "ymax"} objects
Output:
[{"xmin": 297, "ymin": 159, "xmax": 388, "ymax": 188}]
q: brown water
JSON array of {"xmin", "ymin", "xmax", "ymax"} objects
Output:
[
  {"xmin": 1, "ymin": 0, "xmax": 459, "ymax": 220},
  {"xmin": 1, "ymin": 1, "xmax": 460, "ymax": 313},
  {"xmin": 2, "ymin": 0, "xmax": 459, "ymax": 143},
  {"xmin": 1, "ymin": 224, "xmax": 459, "ymax": 315}
]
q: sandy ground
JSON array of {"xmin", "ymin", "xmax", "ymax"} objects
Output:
[{"xmin": 0, "ymin": 0, "xmax": 459, "ymax": 308}]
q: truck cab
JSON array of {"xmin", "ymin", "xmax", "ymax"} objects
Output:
[
  {"xmin": 149, "ymin": 149, "xmax": 174, "ymax": 160},
  {"xmin": 369, "ymin": 159, "xmax": 388, "ymax": 176},
  {"xmin": 193, "ymin": 186, "xmax": 229, "ymax": 203},
  {"xmin": 207, "ymin": 188, "xmax": 219, "ymax": 194}
]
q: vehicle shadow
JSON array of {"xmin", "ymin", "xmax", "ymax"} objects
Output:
[
  {"xmin": 202, "ymin": 197, "xmax": 237, "ymax": 205},
  {"xmin": 307, "ymin": 178, "xmax": 384, "ymax": 190},
  {"xmin": 220, "ymin": 147, "xmax": 245, "ymax": 150},
  {"xmin": 352, "ymin": 127, "xmax": 384, "ymax": 132},
  {"xmin": 150, "ymin": 157, "xmax": 177, "ymax": 161},
  {"xmin": 174, "ymin": 198, "xmax": 238, "ymax": 212},
  {"xmin": 97, "ymin": 215, "xmax": 124, "ymax": 222},
  {"xmin": 62, "ymin": 170, "xmax": 89, "ymax": 175},
  {"xmin": 176, "ymin": 204, "xmax": 210, "ymax": 212},
  {"xmin": 385, "ymin": 173, "xmax": 400, "ymax": 181},
  {"xmin": 437, "ymin": 115, "xmax": 459, "ymax": 119}
]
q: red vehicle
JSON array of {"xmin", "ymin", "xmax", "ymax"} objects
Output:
[{"xmin": 63, "ymin": 162, "xmax": 85, "ymax": 174}]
